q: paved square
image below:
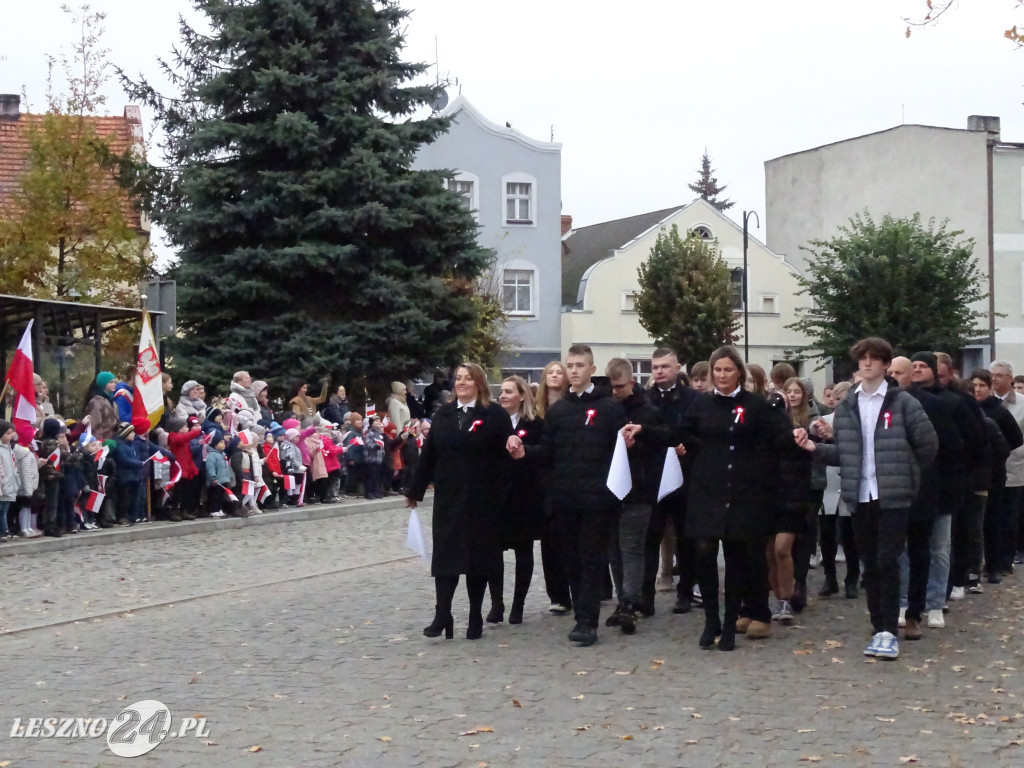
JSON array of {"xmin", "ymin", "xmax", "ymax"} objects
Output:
[{"xmin": 2, "ymin": 507, "xmax": 1024, "ymax": 766}]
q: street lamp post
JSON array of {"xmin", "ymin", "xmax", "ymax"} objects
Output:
[{"xmin": 742, "ymin": 210, "xmax": 760, "ymax": 363}]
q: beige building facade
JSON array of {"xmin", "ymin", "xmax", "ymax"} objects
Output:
[{"xmin": 561, "ymin": 199, "xmax": 826, "ymax": 392}]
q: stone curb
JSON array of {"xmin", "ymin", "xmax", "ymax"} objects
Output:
[{"xmin": 0, "ymin": 493, "xmax": 432, "ymax": 559}]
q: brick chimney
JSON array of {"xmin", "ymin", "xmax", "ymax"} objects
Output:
[
  {"xmin": 0, "ymin": 94, "xmax": 21, "ymax": 121},
  {"xmin": 561, "ymin": 214, "xmax": 573, "ymax": 236}
]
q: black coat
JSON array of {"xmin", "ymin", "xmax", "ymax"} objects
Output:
[
  {"xmin": 620, "ymin": 386, "xmax": 664, "ymax": 505},
  {"xmin": 639, "ymin": 389, "xmax": 788, "ymax": 541},
  {"xmin": 407, "ymin": 401, "xmax": 513, "ymax": 577},
  {"xmin": 903, "ymin": 386, "xmax": 943, "ymax": 523},
  {"xmin": 913, "ymin": 383, "xmax": 983, "ymax": 515},
  {"xmin": 500, "ymin": 415, "xmax": 545, "ymax": 545},
  {"xmin": 527, "ymin": 385, "xmax": 626, "ymax": 511},
  {"xmin": 646, "ymin": 378, "xmax": 699, "ymax": 502},
  {"xmin": 765, "ymin": 393, "xmax": 814, "ymax": 515}
]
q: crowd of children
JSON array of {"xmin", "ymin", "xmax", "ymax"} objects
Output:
[{"xmin": 0, "ymin": 372, "xmax": 429, "ymax": 539}]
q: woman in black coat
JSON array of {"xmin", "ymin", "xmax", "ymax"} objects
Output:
[
  {"xmin": 486, "ymin": 375, "xmax": 545, "ymax": 625},
  {"xmin": 406, "ymin": 363, "xmax": 513, "ymax": 640},
  {"xmin": 624, "ymin": 346, "xmax": 794, "ymax": 651}
]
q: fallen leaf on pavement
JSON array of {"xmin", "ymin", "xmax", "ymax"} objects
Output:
[
  {"xmin": 204, "ymin": 741, "xmax": 218, "ymax": 747},
  {"xmin": 798, "ymin": 729, "xmax": 816, "ymax": 733},
  {"xmin": 247, "ymin": 745, "xmax": 263, "ymax": 752},
  {"xmin": 572, "ymin": 695, "xmax": 584, "ymax": 700},
  {"xmin": 794, "ymin": 650, "xmax": 813, "ymax": 655},
  {"xmin": 800, "ymin": 757, "xmax": 822, "ymax": 763},
  {"xmin": 899, "ymin": 757, "xmax": 918, "ymax": 764},
  {"xmin": 378, "ymin": 736, "xmax": 391, "ymax": 742},
  {"xmin": 621, "ymin": 735, "xmax": 633, "ymax": 740},
  {"xmin": 512, "ymin": 700, "xmax": 522, "ymax": 708},
  {"xmin": 876, "ymin": 717, "xmax": 895, "ymax": 723},
  {"xmin": 188, "ymin": 676, "xmax": 198, "ymax": 684}
]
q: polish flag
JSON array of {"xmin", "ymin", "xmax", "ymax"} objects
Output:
[
  {"xmin": 236, "ymin": 430, "xmax": 254, "ymax": 447},
  {"xmin": 297, "ymin": 473, "xmax": 307, "ymax": 507},
  {"xmin": 4, "ymin": 320, "xmax": 36, "ymax": 428},
  {"xmin": 257, "ymin": 484, "xmax": 272, "ymax": 504},
  {"xmin": 94, "ymin": 446, "xmax": 110, "ymax": 468},
  {"xmin": 282, "ymin": 474, "xmax": 298, "ymax": 495},
  {"xmin": 131, "ymin": 310, "xmax": 164, "ymax": 426},
  {"xmin": 219, "ymin": 483, "xmax": 239, "ymax": 503},
  {"xmin": 241, "ymin": 479, "xmax": 255, "ymax": 498},
  {"xmin": 82, "ymin": 490, "xmax": 105, "ymax": 513},
  {"xmin": 47, "ymin": 449, "xmax": 61, "ymax": 471},
  {"xmin": 97, "ymin": 474, "xmax": 107, "ymax": 493},
  {"xmin": 365, "ymin": 402, "xmax": 376, "ymax": 419}
]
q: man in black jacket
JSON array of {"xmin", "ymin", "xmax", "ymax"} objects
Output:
[
  {"xmin": 508, "ymin": 344, "xmax": 626, "ymax": 646},
  {"xmin": 910, "ymin": 352, "xmax": 982, "ymax": 627},
  {"xmin": 604, "ymin": 358, "xmax": 663, "ymax": 634},
  {"xmin": 640, "ymin": 348, "xmax": 700, "ymax": 616}
]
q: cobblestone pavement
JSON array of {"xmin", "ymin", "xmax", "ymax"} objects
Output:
[{"xmin": 3, "ymin": 508, "xmax": 1024, "ymax": 767}]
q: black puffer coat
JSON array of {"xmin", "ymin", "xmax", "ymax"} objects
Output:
[
  {"xmin": 406, "ymin": 400, "xmax": 513, "ymax": 578},
  {"xmin": 528, "ymin": 385, "xmax": 626, "ymax": 511}
]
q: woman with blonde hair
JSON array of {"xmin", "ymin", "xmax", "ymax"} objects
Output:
[
  {"xmin": 407, "ymin": 362, "xmax": 514, "ymax": 640},
  {"xmin": 534, "ymin": 360, "xmax": 573, "ymax": 614},
  {"xmin": 487, "ymin": 375, "xmax": 545, "ymax": 624},
  {"xmin": 536, "ymin": 361, "xmax": 567, "ymax": 419}
]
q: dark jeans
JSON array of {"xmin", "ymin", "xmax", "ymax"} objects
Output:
[
  {"xmin": 609, "ymin": 502, "xmax": 652, "ymax": 605},
  {"xmin": 696, "ymin": 537, "xmax": 771, "ymax": 627},
  {"xmin": 540, "ymin": 514, "xmax": 571, "ymax": 607},
  {"xmin": 852, "ymin": 501, "xmax": 908, "ymax": 635},
  {"xmin": 641, "ymin": 490, "xmax": 695, "ymax": 607},
  {"xmin": 118, "ymin": 481, "xmax": 146, "ymax": 523},
  {"xmin": 557, "ymin": 504, "xmax": 617, "ymax": 628},
  {"xmin": 41, "ymin": 480, "xmax": 59, "ymax": 532}
]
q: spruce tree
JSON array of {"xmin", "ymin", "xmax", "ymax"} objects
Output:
[
  {"xmin": 121, "ymin": 0, "xmax": 489, "ymax": 389},
  {"xmin": 687, "ymin": 151, "xmax": 734, "ymax": 211}
]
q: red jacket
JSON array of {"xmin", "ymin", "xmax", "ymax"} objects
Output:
[
  {"xmin": 168, "ymin": 428, "xmax": 201, "ymax": 479},
  {"xmin": 323, "ymin": 438, "xmax": 345, "ymax": 473}
]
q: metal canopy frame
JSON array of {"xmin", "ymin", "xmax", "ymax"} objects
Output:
[{"xmin": 0, "ymin": 294, "xmax": 164, "ymax": 414}]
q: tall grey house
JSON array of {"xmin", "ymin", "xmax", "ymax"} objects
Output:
[
  {"xmin": 765, "ymin": 115, "xmax": 1024, "ymax": 375},
  {"xmin": 414, "ymin": 95, "xmax": 562, "ymax": 382}
]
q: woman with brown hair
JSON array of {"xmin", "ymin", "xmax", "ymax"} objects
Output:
[
  {"xmin": 746, "ymin": 364, "xmax": 768, "ymax": 397},
  {"xmin": 487, "ymin": 375, "xmax": 544, "ymax": 624},
  {"xmin": 536, "ymin": 361, "xmax": 567, "ymax": 419},
  {"xmin": 288, "ymin": 377, "xmax": 330, "ymax": 419},
  {"xmin": 406, "ymin": 363, "xmax": 514, "ymax": 640},
  {"xmin": 624, "ymin": 346, "xmax": 796, "ymax": 650}
]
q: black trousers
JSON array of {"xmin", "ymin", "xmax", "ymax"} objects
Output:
[
  {"xmin": 793, "ymin": 490, "xmax": 825, "ymax": 587},
  {"xmin": 695, "ymin": 537, "xmax": 771, "ymax": 626},
  {"xmin": 904, "ymin": 518, "xmax": 932, "ymax": 623},
  {"xmin": 852, "ymin": 501, "xmax": 908, "ymax": 635},
  {"xmin": 641, "ymin": 490, "xmax": 695, "ymax": 606},
  {"xmin": 540, "ymin": 513, "xmax": 572, "ymax": 607},
  {"xmin": 557, "ymin": 504, "xmax": 617, "ymax": 628}
]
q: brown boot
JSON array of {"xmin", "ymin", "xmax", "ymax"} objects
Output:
[
  {"xmin": 746, "ymin": 620, "xmax": 773, "ymax": 639},
  {"xmin": 735, "ymin": 617, "xmax": 752, "ymax": 634},
  {"xmin": 904, "ymin": 618, "xmax": 922, "ymax": 640}
]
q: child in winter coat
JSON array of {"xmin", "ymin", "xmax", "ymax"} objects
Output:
[
  {"xmin": 0, "ymin": 420, "xmax": 19, "ymax": 539},
  {"xmin": 322, "ymin": 429, "xmax": 346, "ymax": 501},
  {"xmin": 38, "ymin": 418, "xmax": 68, "ymax": 537},
  {"xmin": 229, "ymin": 430, "xmax": 259, "ymax": 515},
  {"xmin": 93, "ymin": 439, "xmax": 118, "ymax": 528},
  {"xmin": 261, "ymin": 425, "xmax": 283, "ymax": 509},
  {"xmin": 280, "ymin": 428, "xmax": 305, "ymax": 505},
  {"xmin": 167, "ymin": 416, "xmax": 201, "ymax": 520},
  {"xmin": 13, "ymin": 422, "xmax": 40, "ymax": 537},
  {"xmin": 205, "ymin": 431, "xmax": 238, "ymax": 518},
  {"xmin": 113, "ymin": 421, "xmax": 146, "ymax": 525}
]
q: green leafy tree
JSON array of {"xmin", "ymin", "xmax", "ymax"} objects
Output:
[
  {"xmin": 687, "ymin": 150, "xmax": 734, "ymax": 211},
  {"xmin": 788, "ymin": 212, "xmax": 987, "ymax": 363},
  {"xmin": 121, "ymin": 0, "xmax": 489, "ymax": 389},
  {"xmin": 634, "ymin": 225, "xmax": 738, "ymax": 366},
  {"xmin": 0, "ymin": 5, "xmax": 148, "ymax": 304}
]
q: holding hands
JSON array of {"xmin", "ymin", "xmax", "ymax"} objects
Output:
[{"xmin": 506, "ymin": 435, "xmax": 525, "ymax": 459}]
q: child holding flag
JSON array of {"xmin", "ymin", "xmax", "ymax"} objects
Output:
[{"xmin": 205, "ymin": 431, "xmax": 240, "ymax": 518}]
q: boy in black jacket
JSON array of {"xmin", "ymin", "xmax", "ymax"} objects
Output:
[
  {"xmin": 509, "ymin": 344, "xmax": 626, "ymax": 646},
  {"xmin": 604, "ymin": 358, "xmax": 663, "ymax": 635}
]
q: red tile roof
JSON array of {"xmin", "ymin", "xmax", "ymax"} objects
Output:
[{"xmin": 0, "ymin": 106, "xmax": 146, "ymax": 231}]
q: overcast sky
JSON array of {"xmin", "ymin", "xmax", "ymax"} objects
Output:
[{"xmin": 3, "ymin": 0, "xmax": 1022, "ymax": 262}]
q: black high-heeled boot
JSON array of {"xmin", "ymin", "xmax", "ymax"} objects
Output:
[
  {"xmin": 467, "ymin": 575, "xmax": 486, "ymax": 639},
  {"xmin": 508, "ymin": 593, "xmax": 526, "ymax": 624},
  {"xmin": 423, "ymin": 609, "xmax": 454, "ymax": 639},
  {"xmin": 486, "ymin": 601, "xmax": 504, "ymax": 624},
  {"xmin": 718, "ymin": 613, "xmax": 737, "ymax": 651},
  {"xmin": 699, "ymin": 615, "xmax": 722, "ymax": 649},
  {"xmin": 466, "ymin": 612, "xmax": 483, "ymax": 639}
]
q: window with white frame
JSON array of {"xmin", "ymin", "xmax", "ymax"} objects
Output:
[
  {"xmin": 691, "ymin": 225, "xmax": 714, "ymax": 240},
  {"xmin": 502, "ymin": 172, "xmax": 536, "ymax": 225},
  {"xmin": 730, "ymin": 269, "xmax": 745, "ymax": 310},
  {"xmin": 447, "ymin": 170, "xmax": 478, "ymax": 215},
  {"xmin": 760, "ymin": 294, "xmax": 778, "ymax": 314},
  {"xmin": 629, "ymin": 359, "xmax": 653, "ymax": 388},
  {"xmin": 503, "ymin": 269, "xmax": 534, "ymax": 314},
  {"xmin": 622, "ymin": 291, "xmax": 639, "ymax": 312}
]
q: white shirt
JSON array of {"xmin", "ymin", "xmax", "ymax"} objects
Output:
[
  {"xmin": 510, "ymin": 412, "xmax": 520, "ymax": 429},
  {"xmin": 713, "ymin": 386, "xmax": 742, "ymax": 398},
  {"xmin": 571, "ymin": 383, "xmax": 595, "ymax": 397},
  {"xmin": 457, "ymin": 399, "xmax": 476, "ymax": 411},
  {"xmin": 855, "ymin": 379, "xmax": 888, "ymax": 503}
]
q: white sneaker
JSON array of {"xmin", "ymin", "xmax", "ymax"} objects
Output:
[
  {"xmin": 873, "ymin": 630, "xmax": 899, "ymax": 659},
  {"xmin": 864, "ymin": 632, "xmax": 883, "ymax": 656},
  {"xmin": 927, "ymin": 609, "xmax": 945, "ymax": 628},
  {"xmin": 211, "ymin": 510, "xmax": 226, "ymax": 519},
  {"xmin": 949, "ymin": 586, "xmax": 965, "ymax": 601},
  {"xmin": 898, "ymin": 607, "xmax": 906, "ymax": 628}
]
